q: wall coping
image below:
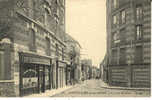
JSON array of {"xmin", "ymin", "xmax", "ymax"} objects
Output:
[{"xmin": 0, "ymin": 80, "xmax": 14, "ymax": 83}]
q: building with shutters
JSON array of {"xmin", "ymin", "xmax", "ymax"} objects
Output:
[
  {"xmin": 106, "ymin": 0, "xmax": 151, "ymax": 87},
  {"xmin": 0, "ymin": 0, "xmax": 67, "ymax": 97}
]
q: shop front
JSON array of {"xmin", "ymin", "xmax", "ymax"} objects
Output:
[
  {"xmin": 19, "ymin": 52, "xmax": 52, "ymax": 96},
  {"xmin": 56, "ymin": 60, "xmax": 67, "ymax": 89}
]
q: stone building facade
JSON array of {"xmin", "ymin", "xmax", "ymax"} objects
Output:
[
  {"xmin": 0, "ymin": 0, "xmax": 67, "ymax": 97},
  {"xmin": 106, "ymin": 0, "xmax": 151, "ymax": 87},
  {"xmin": 64, "ymin": 33, "xmax": 81, "ymax": 85}
]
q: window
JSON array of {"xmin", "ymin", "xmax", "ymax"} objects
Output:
[
  {"xmin": 62, "ymin": 0, "xmax": 65, "ymax": 5},
  {"xmin": 113, "ymin": 14, "xmax": 119, "ymax": 26},
  {"xmin": 56, "ymin": 44, "xmax": 59, "ymax": 57},
  {"xmin": 61, "ymin": 15, "xmax": 65, "ymax": 25},
  {"xmin": 29, "ymin": 29, "xmax": 36, "ymax": 52},
  {"xmin": 0, "ymin": 51, "xmax": 4, "ymax": 80},
  {"xmin": 55, "ymin": 0, "xmax": 58, "ymax": 4},
  {"xmin": 44, "ymin": 9, "xmax": 48, "ymax": 26},
  {"xmin": 31, "ymin": 30, "xmax": 36, "ymax": 47},
  {"xmin": 113, "ymin": 15, "xmax": 117, "ymax": 25},
  {"xmin": 113, "ymin": 0, "xmax": 118, "ymax": 8},
  {"xmin": 54, "ymin": 8, "xmax": 60, "ymax": 24},
  {"xmin": 136, "ymin": 5, "xmax": 143, "ymax": 20},
  {"xmin": 26, "ymin": 22, "xmax": 29, "ymax": 29},
  {"xmin": 111, "ymin": 49, "xmax": 117, "ymax": 64},
  {"xmin": 121, "ymin": 10, "xmax": 126, "ymax": 24},
  {"xmin": 62, "ymin": 48, "xmax": 64, "ymax": 60},
  {"xmin": 57, "ymin": 8, "xmax": 60, "ymax": 17},
  {"xmin": 135, "ymin": 46, "xmax": 143, "ymax": 63},
  {"xmin": 120, "ymin": 28, "xmax": 126, "ymax": 42},
  {"xmin": 44, "ymin": 3, "xmax": 52, "ymax": 25},
  {"xmin": 136, "ymin": 25, "xmax": 142, "ymax": 40},
  {"xmin": 45, "ymin": 37, "xmax": 51, "ymax": 56},
  {"xmin": 119, "ymin": 48, "xmax": 126, "ymax": 64},
  {"xmin": 113, "ymin": 32, "xmax": 120, "ymax": 44}
]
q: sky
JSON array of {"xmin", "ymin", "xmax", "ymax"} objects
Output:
[{"xmin": 66, "ymin": 0, "xmax": 107, "ymax": 67}]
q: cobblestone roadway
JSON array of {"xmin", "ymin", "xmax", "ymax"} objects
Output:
[{"xmin": 52, "ymin": 79, "xmax": 150, "ymax": 97}]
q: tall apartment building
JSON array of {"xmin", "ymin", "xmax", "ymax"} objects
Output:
[
  {"xmin": 0, "ymin": 0, "xmax": 67, "ymax": 97},
  {"xmin": 106, "ymin": 0, "xmax": 151, "ymax": 87}
]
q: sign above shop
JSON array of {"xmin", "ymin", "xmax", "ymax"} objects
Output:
[
  {"xmin": 58, "ymin": 61, "xmax": 66, "ymax": 68},
  {"xmin": 23, "ymin": 56, "xmax": 50, "ymax": 65}
]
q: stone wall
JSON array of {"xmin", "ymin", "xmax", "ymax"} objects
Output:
[
  {"xmin": 0, "ymin": 82, "xmax": 15, "ymax": 97},
  {"xmin": 109, "ymin": 64, "xmax": 151, "ymax": 88}
]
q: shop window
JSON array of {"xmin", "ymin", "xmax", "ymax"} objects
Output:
[
  {"xmin": 136, "ymin": 5, "xmax": 143, "ymax": 20},
  {"xmin": 136, "ymin": 25, "xmax": 142, "ymax": 40},
  {"xmin": 45, "ymin": 67, "xmax": 50, "ymax": 89},
  {"xmin": 22, "ymin": 68, "xmax": 38, "ymax": 89},
  {"xmin": 121, "ymin": 10, "xmax": 126, "ymax": 24}
]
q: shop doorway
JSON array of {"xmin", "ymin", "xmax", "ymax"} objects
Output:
[
  {"xmin": 19, "ymin": 52, "xmax": 52, "ymax": 96},
  {"xmin": 39, "ymin": 66, "xmax": 45, "ymax": 93}
]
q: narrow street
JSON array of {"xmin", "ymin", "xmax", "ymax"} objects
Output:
[
  {"xmin": 52, "ymin": 80, "xmax": 150, "ymax": 97},
  {"xmin": 0, "ymin": 0, "xmax": 151, "ymax": 98}
]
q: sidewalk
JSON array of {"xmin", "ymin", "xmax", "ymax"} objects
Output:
[
  {"xmin": 99, "ymin": 80, "xmax": 150, "ymax": 91},
  {"xmin": 24, "ymin": 80, "xmax": 87, "ymax": 97},
  {"xmin": 24, "ymin": 85, "xmax": 78, "ymax": 97}
]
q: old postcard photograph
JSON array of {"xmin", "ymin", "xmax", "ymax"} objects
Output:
[{"xmin": 0, "ymin": 0, "xmax": 151, "ymax": 98}]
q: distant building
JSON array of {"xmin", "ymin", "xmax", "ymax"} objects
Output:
[
  {"xmin": 81, "ymin": 59, "xmax": 92, "ymax": 80},
  {"xmin": 64, "ymin": 33, "xmax": 81, "ymax": 84},
  {"xmin": 90, "ymin": 66, "xmax": 100, "ymax": 79},
  {"xmin": 106, "ymin": 0, "xmax": 151, "ymax": 87}
]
